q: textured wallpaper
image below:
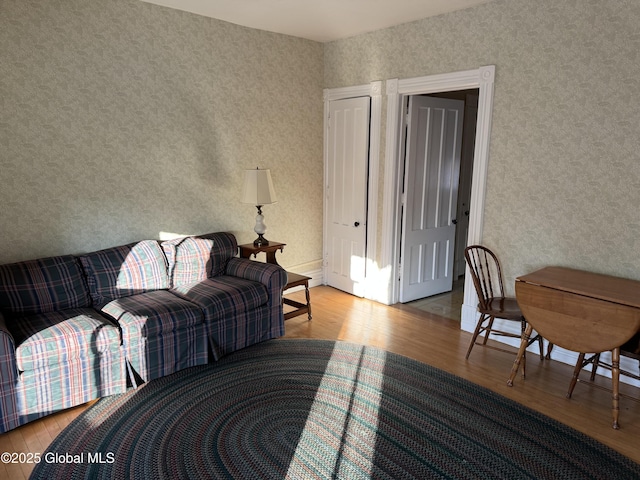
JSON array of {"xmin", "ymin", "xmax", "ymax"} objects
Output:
[
  {"xmin": 325, "ymin": 0, "xmax": 640, "ymax": 292},
  {"xmin": 0, "ymin": 0, "xmax": 324, "ymax": 270},
  {"xmin": 3, "ymin": 0, "xmax": 640, "ymax": 291}
]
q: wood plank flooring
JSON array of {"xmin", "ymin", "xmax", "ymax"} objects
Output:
[{"xmin": 2, "ymin": 286, "xmax": 639, "ymax": 479}]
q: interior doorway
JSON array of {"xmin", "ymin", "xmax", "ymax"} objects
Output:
[
  {"xmin": 325, "ymin": 96, "xmax": 370, "ymax": 297},
  {"xmin": 381, "ymin": 66, "xmax": 496, "ymax": 333},
  {"xmin": 399, "ymin": 89, "xmax": 479, "ymax": 307},
  {"xmin": 322, "ymin": 81, "xmax": 382, "ymax": 299}
]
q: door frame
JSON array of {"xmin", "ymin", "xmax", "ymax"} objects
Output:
[
  {"xmin": 322, "ymin": 81, "xmax": 382, "ymax": 297},
  {"xmin": 380, "ymin": 65, "xmax": 495, "ymax": 331},
  {"xmin": 454, "ymin": 93, "xmax": 479, "ymax": 278}
]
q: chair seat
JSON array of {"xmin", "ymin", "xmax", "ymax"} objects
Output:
[{"xmin": 479, "ymin": 297, "xmax": 524, "ymax": 321}]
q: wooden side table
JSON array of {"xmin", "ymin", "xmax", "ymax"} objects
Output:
[
  {"xmin": 238, "ymin": 242, "xmax": 286, "ymax": 265},
  {"xmin": 238, "ymin": 242, "xmax": 312, "ymax": 321},
  {"xmin": 282, "ymin": 272, "xmax": 312, "ymax": 321}
]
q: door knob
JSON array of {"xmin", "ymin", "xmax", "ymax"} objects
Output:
[
  {"xmin": 452, "ymin": 219, "xmax": 458, "ymax": 225},
  {"xmin": 354, "ymin": 222, "xmax": 360, "ymax": 227}
]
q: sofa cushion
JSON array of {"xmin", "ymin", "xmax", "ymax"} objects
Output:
[
  {"xmin": 80, "ymin": 240, "xmax": 169, "ymax": 308},
  {"xmin": 0, "ymin": 256, "xmax": 91, "ymax": 315},
  {"xmin": 162, "ymin": 236, "xmax": 214, "ymax": 286},
  {"xmin": 101, "ymin": 290, "xmax": 203, "ymax": 338},
  {"xmin": 161, "ymin": 232, "xmax": 238, "ymax": 286},
  {"xmin": 198, "ymin": 232, "xmax": 238, "ymax": 277},
  {"xmin": 101, "ymin": 290, "xmax": 206, "ymax": 383},
  {"xmin": 171, "ymin": 276, "xmax": 268, "ymax": 320},
  {"xmin": 10, "ymin": 308, "xmax": 121, "ymax": 371}
]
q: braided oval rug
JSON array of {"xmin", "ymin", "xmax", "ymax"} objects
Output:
[{"xmin": 31, "ymin": 339, "xmax": 640, "ymax": 479}]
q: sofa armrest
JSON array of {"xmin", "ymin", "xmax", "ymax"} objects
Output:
[
  {"xmin": 0, "ymin": 313, "xmax": 19, "ymax": 381},
  {"xmin": 225, "ymin": 258, "xmax": 288, "ymax": 306}
]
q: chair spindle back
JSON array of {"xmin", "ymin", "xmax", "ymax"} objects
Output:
[{"xmin": 464, "ymin": 245, "xmax": 506, "ymax": 310}]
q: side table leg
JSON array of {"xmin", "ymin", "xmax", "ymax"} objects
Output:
[
  {"xmin": 305, "ymin": 283, "xmax": 312, "ymax": 321},
  {"xmin": 507, "ymin": 324, "xmax": 533, "ymax": 386},
  {"xmin": 265, "ymin": 251, "xmax": 280, "ymax": 265}
]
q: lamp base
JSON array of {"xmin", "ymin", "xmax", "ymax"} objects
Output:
[{"xmin": 253, "ymin": 234, "xmax": 269, "ymax": 247}]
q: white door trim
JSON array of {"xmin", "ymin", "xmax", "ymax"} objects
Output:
[
  {"xmin": 323, "ymin": 81, "xmax": 382, "ymax": 298},
  {"xmin": 380, "ymin": 66, "xmax": 496, "ymax": 331}
]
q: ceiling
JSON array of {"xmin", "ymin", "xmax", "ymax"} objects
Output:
[{"xmin": 140, "ymin": 0, "xmax": 495, "ymax": 43}]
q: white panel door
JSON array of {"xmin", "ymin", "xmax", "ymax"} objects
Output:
[
  {"xmin": 326, "ymin": 97, "xmax": 370, "ymax": 297},
  {"xmin": 399, "ymin": 96, "xmax": 464, "ymax": 303}
]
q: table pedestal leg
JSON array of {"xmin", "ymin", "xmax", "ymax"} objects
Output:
[
  {"xmin": 507, "ymin": 324, "xmax": 533, "ymax": 386},
  {"xmin": 612, "ymin": 347, "xmax": 620, "ymax": 429}
]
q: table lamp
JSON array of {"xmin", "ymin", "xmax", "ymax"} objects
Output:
[{"xmin": 241, "ymin": 168, "xmax": 277, "ymax": 246}]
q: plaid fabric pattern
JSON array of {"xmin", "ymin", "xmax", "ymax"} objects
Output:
[
  {"xmin": 15, "ymin": 350, "xmax": 127, "ymax": 428},
  {"xmin": 101, "ymin": 290, "xmax": 207, "ymax": 382},
  {"xmin": 226, "ymin": 258, "xmax": 288, "ymax": 306},
  {"xmin": 172, "ymin": 276, "xmax": 268, "ymax": 318},
  {"xmin": 10, "ymin": 309, "xmax": 122, "ymax": 371},
  {"xmin": 0, "ymin": 310, "xmax": 127, "ymax": 433},
  {"xmin": 0, "ymin": 255, "xmax": 91, "ymax": 315},
  {"xmin": 172, "ymin": 276, "xmax": 276, "ymax": 360},
  {"xmin": 210, "ymin": 304, "xmax": 277, "ymax": 359},
  {"xmin": 125, "ymin": 326, "xmax": 207, "ymax": 384},
  {"xmin": 0, "ymin": 313, "xmax": 18, "ymax": 382},
  {"xmin": 0, "ymin": 313, "xmax": 20, "ymax": 433},
  {"xmin": 225, "ymin": 259, "xmax": 287, "ymax": 349},
  {"xmin": 0, "ymin": 381, "xmax": 19, "ymax": 434},
  {"xmin": 161, "ymin": 236, "xmax": 215, "ymax": 286},
  {"xmin": 80, "ymin": 240, "xmax": 169, "ymax": 308},
  {"xmin": 201, "ymin": 232, "xmax": 238, "ymax": 277}
]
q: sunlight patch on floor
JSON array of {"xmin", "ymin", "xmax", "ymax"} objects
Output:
[{"xmin": 285, "ymin": 343, "xmax": 384, "ymax": 478}]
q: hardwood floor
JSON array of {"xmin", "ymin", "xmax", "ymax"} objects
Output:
[{"xmin": 2, "ymin": 286, "xmax": 639, "ymax": 479}]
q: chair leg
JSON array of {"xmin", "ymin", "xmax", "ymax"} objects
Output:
[
  {"xmin": 537, "ymin": 335, "xmax": 544, "ymax": 361},
  {"xmin": 589, "ymin": 353, "xmax": 601, "ymax": 381},
  {"xmin": 482, "ymin": 316, "xmax": 495, "ymax": 345},
  {"xmin": 567, "ymin": 352, "xmax": 586, "ymax": 398},
  {"xmin": 545, "ymin": 343, "xmax": 554, "ymax": 360},
  {"xmin": 466, "ymin": 314, "xmax": 489, "ymax": 359}
]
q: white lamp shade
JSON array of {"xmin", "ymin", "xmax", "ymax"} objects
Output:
[{"xmin": 241, "ymin": 169, "xmax": 277, "ymax": 205}]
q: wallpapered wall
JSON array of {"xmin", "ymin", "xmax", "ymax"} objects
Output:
[
  {"xmin": 325, "ymin": 0, "xmax": 640, "ymax": 292},
  {"xmin": 3, "ymin": 0, "xmax": 640, "ymax": 293},
  {"xmin": 0, "ymin": 0, "xmax": 324, "ymax": 270}
]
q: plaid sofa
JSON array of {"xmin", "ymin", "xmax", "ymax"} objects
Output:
[{"xmin": 0, "ymin": 232, "xmax": 287, "ymax": 433}]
